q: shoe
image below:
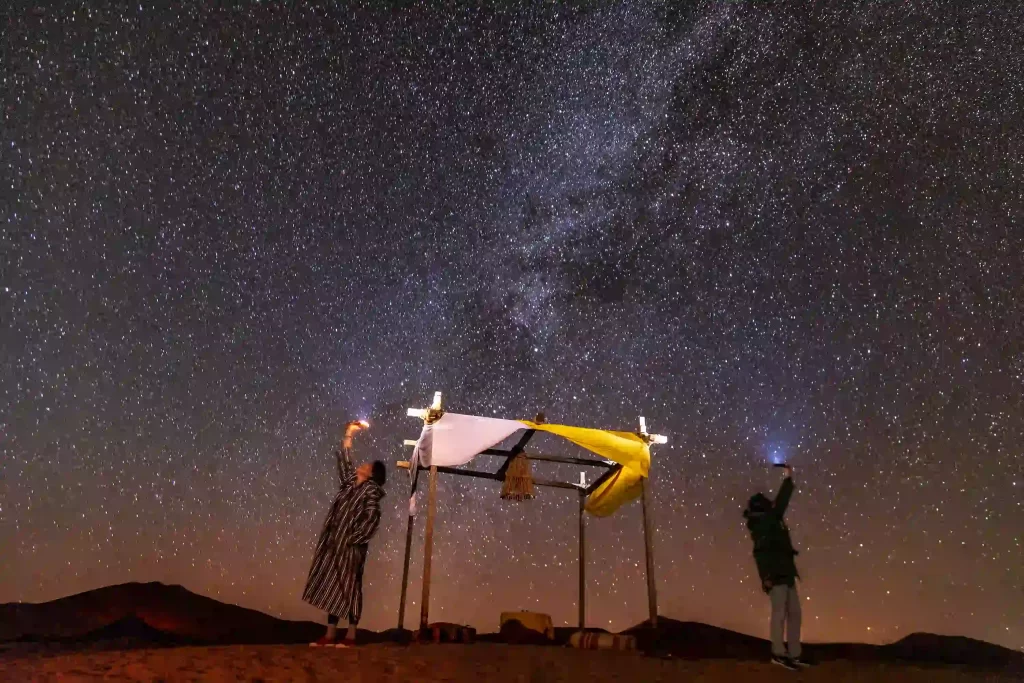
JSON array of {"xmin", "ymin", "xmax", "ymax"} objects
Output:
[
  {"xmin": 310, "ymin": 635, "xmax": 337, "ymax": 647},
  {"xmin": 791, "ymin": 658, "xmax": 814, "ymax": 668},
  {"xmin": 771, "ymin": 655, "xmax": 799, "ymax": 671},
  {"xmin": 331, "ymin": 639, "xmax": 356, "ymax": 648}
]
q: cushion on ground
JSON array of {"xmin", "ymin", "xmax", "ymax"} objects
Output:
[
  {"xmin": 569, "ymin": 631, "xmax": 638, "ymax": 651},
  {"xmin": 420, "ymin": 622, "xmax": 476, "ymax": 644}
]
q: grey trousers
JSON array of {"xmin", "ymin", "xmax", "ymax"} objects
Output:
[{"xmin": 769, "ymin": 583, "xmax": 802, "ymax": 658}]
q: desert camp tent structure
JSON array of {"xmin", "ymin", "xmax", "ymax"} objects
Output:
[{"xmin": 396, "ymin": 392, "xmax": 667, "ymax": 634}]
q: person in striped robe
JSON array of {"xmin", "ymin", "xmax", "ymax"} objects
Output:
[{"xmin": 304, "ymin": 420, "xmax": 386, "ymax": 647}]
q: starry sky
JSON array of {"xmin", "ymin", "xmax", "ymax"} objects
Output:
[{"xmin": 2, "ymin": 1, "xmax": 1022, "ymax": 652}]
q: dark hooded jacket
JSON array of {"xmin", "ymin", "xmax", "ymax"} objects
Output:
[{"xmin": 743, "ymin": 477, "xmax": 798, "ymax": 591}]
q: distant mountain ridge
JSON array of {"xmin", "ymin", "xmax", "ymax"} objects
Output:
[
  {"xmin": 1, "ymin": 583, "xmax": 1020, "ymax": 671},
  {"xmin": 882, "ymin": 632, "xmax": 1024, "ymax": 668},
  {"xmin": 625, "ymin": 617, "xmax": 1022, "ymax": 669},
  {"xmin": 72, "ymin": 615, "xmax": 187, "ymax": 646},
  {"xmin": 0, "ymin": 582, "xmax": 324, "ymax": 645}
]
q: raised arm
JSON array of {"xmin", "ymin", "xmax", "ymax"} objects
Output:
[
  {"xmin": 774, "ymin": 475, "xmax": 795, "ymax": 517},
  {"xmin": 336, "ymin": 448, "xmax": 355, "ymax": 486},
  {"xmin": 335, "ymin": 420, "xmax": 367, "ymax": 486}
]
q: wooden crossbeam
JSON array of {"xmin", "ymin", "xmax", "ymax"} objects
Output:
[
  {"xmin": 401, "ymin": 443, "xmax": 616, "ymax": 468},
  {"xmin": 494, "ymin": 429, "xmax": 537, "ymax": 479},
  {"xmin": 585, "ymin": 463, "xmax": 623, "ymax": 494},
  {"xmin": 397, "ymin": 461, "xmax": 583, "ymax": 491},
  {"xmin": 480, "ymin": 448, "xmax": 616, "ymax": 469}
]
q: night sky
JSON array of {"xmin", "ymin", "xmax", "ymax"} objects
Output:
[{"xmin": 2, "ymin": 2, "xmax": 1022, "ymax": 652}]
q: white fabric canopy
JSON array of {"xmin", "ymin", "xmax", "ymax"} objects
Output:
[
  {"xmin": 407, "ymin": 412, "xmax": 527, "ymax": 516},
  {"xmin": 411, "ymin": 412, "xmax": 525, "ymax": 469},
  {"xmin": 405, "ymin": 410, "xmax": 661, "ymax": 517}
]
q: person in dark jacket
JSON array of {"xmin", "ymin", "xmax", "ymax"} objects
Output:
[
  {"xmin": 743, "ymin": 465, "xmax": 810, "ymax": 670},
  {"xmin": 303, "ymin": 420, "xmax": 386, "ymax": 647}
]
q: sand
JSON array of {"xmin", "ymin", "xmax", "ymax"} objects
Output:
[{"xmin": 0, "ymin": 643, "xmax": 1017, "ymax": 682}]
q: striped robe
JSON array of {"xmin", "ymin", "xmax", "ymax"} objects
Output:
[{"xmin": 302, "ymin": 449, "xmax": 384, "ymax": 623}]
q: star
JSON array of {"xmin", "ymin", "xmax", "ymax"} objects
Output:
[{"xmin": 1, "ymin": 1, "xmax": 1020, "ymax": 653}]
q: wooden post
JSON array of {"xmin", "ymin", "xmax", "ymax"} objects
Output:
[
  {"xmin": 641, "ymin": 477, "xmax": 658, "ymax": 628},
  {"xmin": 578, "ymin": 490, "xmax": 586, "ymax": 631},
  {"xmin": 419, "ymin": 465, "xmax": 439, "ymax": 631},
  {"xmin": 397, "ymin": 467, "xmax": 419, "ymax": 631}
]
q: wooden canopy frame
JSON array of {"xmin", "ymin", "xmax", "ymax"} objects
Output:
[{"xmin": 395, "ymin": 396, "xmax": 663, "ymax": 635}]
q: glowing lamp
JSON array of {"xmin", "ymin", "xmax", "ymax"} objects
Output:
[
  {"xmin": 638, "ymin": 416, "xmax": 668, "ymax": 445},
  {"xmin": 407, "ymin": 391, "xmax": 444, "ymax": 422}
]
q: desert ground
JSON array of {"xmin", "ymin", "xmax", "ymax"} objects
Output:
[{"xmin": 1, "ymin": 643, "xmax": 1018, "ymax": 683}]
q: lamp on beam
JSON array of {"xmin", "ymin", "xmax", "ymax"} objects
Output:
[
  {"xmin": 407, "ymin": 391, "xmax": 444, "ymax": 424},
  {"xmin": 638, "ymin": 416, "xmax": 668, "ymax": 445}
]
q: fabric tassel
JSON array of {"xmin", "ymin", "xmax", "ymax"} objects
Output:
[{"xmin": 501, "ymin": 454, "xmax": 535, "ymax": 501}]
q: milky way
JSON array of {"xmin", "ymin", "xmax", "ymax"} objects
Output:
[{"xmin": 2, "ymin": 2, "xmax": 1022, "ymax": 651}]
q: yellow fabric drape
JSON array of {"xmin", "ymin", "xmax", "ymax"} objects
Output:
[
  {"xmin": 519, "ymin": 421, "xmax": 651, "ymax": 517},
  {"xmin": 519, "ymin": 422, "xmax": 650, "ymax": 476},
  {"xmin": 583, "ymin": 465, "xmax": 644, "ymax": 517}
]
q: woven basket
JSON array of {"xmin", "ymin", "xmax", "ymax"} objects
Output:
[{"xmin": 500, "ymin": 453, "xmax": 535, "ymax": 500}]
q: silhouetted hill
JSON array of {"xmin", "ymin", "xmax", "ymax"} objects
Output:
[
  {"xmin": 625, "ymin": 617, "xmax": 1023, "ymax": 670},
  {"xmin": 30, "ymin": 614, "xmax": 196, "ymax": 651},
  {"xmin": 883, "ymin": 633, "xmax": 1024, "ymax": 668},
  {"xmin": 79, "ymin": 615, "xmax": 184, "ymax": 644},
  {"xmin": 0, "ymin": 582, "xmax": 325, "ymax": 645},
  {"xmin": 3, "ymin": 585, "xmax": 1020, "ymax": 671},
  {"xmin": 625, "ymin": 618, "xmax": 766, "ymax": 659}
]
